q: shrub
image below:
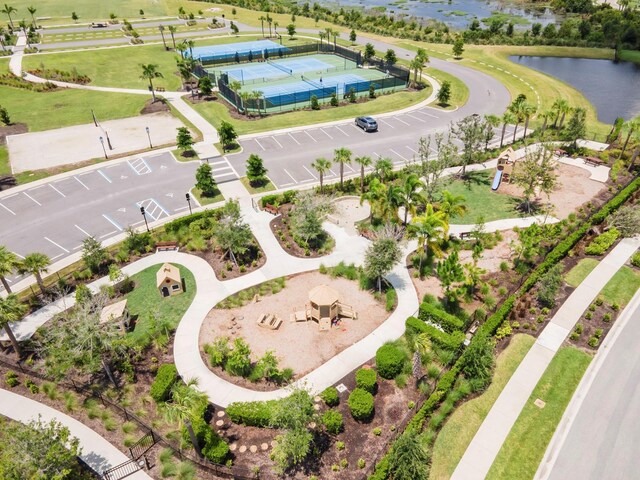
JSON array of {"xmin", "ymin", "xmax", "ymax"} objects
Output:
[
  {"xmin": 5, "ymin": 371, "xmax": 19, "ymax": 388},
  {"xmin": 226, "ymin": 400, "xmax": 276, "ymax": 427},
  {"xmin": 588, "ymin": 336, "xmax": 599, "ymax": 348},
  {"xmin": 202, "ymin": 430, "xmax": 230, "ymax": 464},
  {"xmin": 204, "ymin": 337, "xmax": 230, "ymax": 367},
  {"xmin": 537, "ymin": 263, "xmax": 563, "ymax": 308},
  {"xmin": 603, "ymin": 313, "xmax": 612, "ymax": 322},
  {"xmin": 631, "ymin": 252, "xmax": 640, "ymax": 268},
  {"xmin": 611, "ymin": 302, "xmax": 620, "ymax": 311},
  {"xmin": 385, "ymin": 288, "xmax": 397, "ymax": 311},
  {"xmin": 585, "ymin": 312, "xmax": 593, "ymax": 320},
  {"xmin": 355, "ymin": 368, "xmax": 377, "ymax": 394},
  {"xmin": 372, "ymin": 427, "xmax": 382, "ymax": 436},
  {"xmin": 25, "ymin": 379, "xmax": 39, "ymax": 394},
  {"xmin": 570, "ymin": 332, "xmax": 579, "ymax": 341},
  {"xmin": 150, "ymin": 364, "xmax": 178, "ymax": 403},
  {"xmin": 322, "ymin": 410, "xmax": 344, "ymax": 435},
  {"xmin": 406, "ymin": 317, "xmax": 465, "ymax": 351},
  {"xmin": 495, "ymin": 322, "xmax": 512, "ymax": 340},
  {"xmin": 320, "ymin": 386, "xmax": 340, "ymax": 406},
  {"xmin": 594, "ymin": 328, "xmax": 603, "ymax": 338},
  {"xmin": 418, "ymin": 302, "xmax": 465, "ymax": 332},
  {"xmin": 585, "ymin": 228, "xmax": 620, "ymax": 255},
  {"xmin": 500, "ymin": 261, "xmax": 509, "ymax": 271},
  {"xmin": 358, "ymin": 458, "xmax": 366, "ymax": 469},
  {"xmin": 375, "ymin": 344, "xmax": 406, "ymax": 379},
  {"xmin": 348, "ymin": 388, "xmax": 375, "ymax": 421},
  {"xmin": 575, "ymin": 323, "xmax": 584, "ymax": 334}
]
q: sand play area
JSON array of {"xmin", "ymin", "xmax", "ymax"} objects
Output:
[{"xmin": 199, "ymin": 271, "xmax": 390, "ymax": 378}]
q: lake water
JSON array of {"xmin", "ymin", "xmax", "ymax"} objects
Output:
[
  {"xmin": 509, "ymin": 56, "xmax": 640, "ymax": 124},
  {"xmin": 325, "ymin": 0, "xmax": 559, "ymax": 29}
]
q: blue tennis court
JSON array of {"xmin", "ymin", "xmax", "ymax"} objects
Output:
[
  {"xmin": 224, "ymin": 57, "xmax": 334, "ymax": 82},
  {"xmin": 190, "ymin": 39, "xmax": 284, "ymax": 61}
]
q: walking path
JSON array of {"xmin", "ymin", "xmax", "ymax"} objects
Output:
[
  {"xmin": 0, "ymin": 388, "xmax": 152, "ymax": 479},
  {"xmin": 452, "ymin": 236, "xmax": 640, "ymax": 480}
]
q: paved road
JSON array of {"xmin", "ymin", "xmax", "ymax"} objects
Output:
[
  {"xmin": 539, "ymin": 292, "xmax": 640, "ymax": 480},
  {"xmin": 0, "ymin": 152, "xmax": 238, "ymax": 286}
]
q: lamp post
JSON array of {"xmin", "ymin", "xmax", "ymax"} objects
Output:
[
  {"xmin": 145, "ymin": 126, "xmax": 152, "ymax": 148},
  {"xmin": 99, "ymin": 136, "xmax": 108, "ymax": 159},
  {"xmin": 140, "ymin": 206, "xmax": 149, "ymax": 232},
  {"xmin": 185, "ymin": 192, "xmax": 192, "ymax": 215}
]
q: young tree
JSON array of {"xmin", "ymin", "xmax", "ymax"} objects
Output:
[
  {"xmin": 349, "ymin": 29, "xmax": 357, "ymax": 42},
  {"xmin": 71, "ymin": 11, "xmax": 78, "ymax": 22},
  {"xmin": 81, "ymin": 236, "xmax": 109, "ymax": 274},
  {"xmin": 364, "ymin": 226, "xmax": 403, "ymax": 292},
  {"xmin": 19, "ymin": 252, "xmax": 50, "ymax": 295},
  {"xmin": 246, "ymin": 154, "xmax": 268, "ymax": 186},
  {"xmin": 0, "ymin": 294, "xmax": 26, "ymax": 357},
  {"xmin": 0, "ymin": 245, "xmax": 20, "ymax": 293},
  {"xmin": 608, "ymin": 205, "xmax": 640, "ymax": 237},
  {"xmin": 512, "ymin": 145, "xmax": 558, "ymax": 213},
  {"xmin": 218, "ymin": 121, "xmax": 237, "ymax": 152},
  {"xmin": 537, "ymin": 263, "xmax": 563, "ymax": 308},
  {"xmin": 398, "ymin": 173, "xmax": 425, "ymax": 225},
  {"xmin": 195, "ymin": 163, "xmax": 217, "ymax": 197},
  {"xmin": 333, "ymin": 147, "xmax": 352, "ymax": 190},
  {"xmin": 385, "ymin": 49, "xmax": 397, "ymax": 66},
  {"xmin": 0, "ymin": 105, "xmax": 11, "ymax": 126},
  {"xmin": 140, "ymin": 63, "xmax": 164, "ymax": 102},
  {"xmin": 311, "ymin": 157, "xmax": 332, "ymax": 193},
  {"xmin": 436, "ymin": 80, "xmax": 451, "ymax": 106},
  {"xmin": 215, "ymin": 199, "xmax": 253, "ymax": 267},
  {"xmin": 374, "ymin": 157, "xmax": 393, "ymax": 183},
  {"xmin": 483, "ymin": 114, "xmax": 501, "ymax": 150},
  {"xmin": 562, "ymin": 107, "xmax": 587, "ymax": 148},
  {"xmin": 452, "ymin": 37, "xmax": 465, "ymax": 58},
  {"xmin": 418, "ymin": 134, "xmax": 457, "ymax": 202},
  {"xmin": 290, "ymin": 192, "xmax": 333, "ymax": 248},
  {"xmin": 176, "ymin": 126, "xmax": 194, "ymax": 153},
  {"xmin": 388, "ymin": 431, "xmax": 430, "ymax": 480},
  {"xmin": 451, "ymin": 114, "xmax": 484, "ymax": 176},
  {"xmin": 354, "ymin": 155, "xmax": 372, "ymax": 193},
  {"xmin": 437, "ymin": 250, "xmax": 465, "ymax": 304},
  {"xmin": 619, "ymin": 118, "xmax": 640, "ymax": 159},
  {"xmin": 460, "ymin": 334, "xmax": 496, "ymax": 391},
  {"xmin": 363, "ymin": 43, "xmax": 375, "ymax": 64},
  {"xmin": 198, "ymin": 76, "xmax": 212, "ymax": 96},
  {"xmin": 286, "ymin": 23, "xmax": 296, "ymax": 39},
  {"xmin": 230, "ymin": 21, "xmax": 239, "ymax": 35},
  {"xmin": 310, "ymin": 94, "xmax": 320, "ymax": 110}
]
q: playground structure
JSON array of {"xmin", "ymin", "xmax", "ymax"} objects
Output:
[
  {"xmin": 290, "ymin": 284, "xmax": 358, "ymax": 331},
  {"xmin": 492, "ymin": 147, "xmax": 517, "ymax": 191}
]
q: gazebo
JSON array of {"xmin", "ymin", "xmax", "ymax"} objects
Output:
[{"xmin": 308, "ymin": 284, "xmax": 340, "ymax": 322}]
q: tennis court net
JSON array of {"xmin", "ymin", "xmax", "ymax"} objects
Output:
[
  {"xmin": 301, "ymin": 74, "xmax": 324, "ymax": 89},
  {"xmin": 267, "ymin": 60, "xmax": 293, "ymax": 76}
]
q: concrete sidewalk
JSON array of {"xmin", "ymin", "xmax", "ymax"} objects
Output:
[
  {"xmin": 0, "ymin": 388, "xmax": 152, "ymax": 478},
  {"xmin": 452, "ymin": 237, "xmax": 640, "ymax": 480}
]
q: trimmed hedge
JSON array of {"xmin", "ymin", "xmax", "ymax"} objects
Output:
[
  {"xmin": 348, "ymin": 388, "xmax": 375, "ymax": 422},
  {"xmin": 150, "ymin": 364, "xmax": 178, "ymax": 403},
  {"xmin": 418, "ymin": 302, "xmax": 465, "ymax": 333},
  {"xmin": 260, "ymin": 189, "xmax": 297, "ymax": 208},
  {"xmin": 225, "ymin": 400, "xmax": 277, "ymax": 428},
  {"xmin": 322, "ymin": 410, "xmax": 344, "ymax": 435},
  {"xmin": 375, "ymin": 344, "xmax": 406, "ymax": 379},
  {"xmin": 320, "ymin": 386, "xmax": 340, "ymax": 407},
  {"xmin": 406, "ymin": 317, "xmax": 465, "ymax": 351},
  {"xmin": 164, "ymin": 209, "xmax": 219, "ymax": 233},
  {"xmin": 356, "ymin": 368, "xmax": 378, "ymax": 394},
  {"xmin": 585, "ymin": 227, "xmax": 620, "ymax": 255}
]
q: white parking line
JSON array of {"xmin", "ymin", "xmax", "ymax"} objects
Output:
[
  {"xmin": 74, "ymin": 176, "xmax": 90, "ymax": 190},
  {"xmin": 389, "ymin": 149, "xmax": 410, "ymax": 162},
  {"xmin": 100, "ymin": 230, "xmax": 117, "ymax": 239},
  {"xmin": 0, "ymin": 203, "xmax": 15, "ymax": 216},
  {"xmin": 280, "ymin": 182, "xmax": 295, "ymax": 187},
  {"xmin": 215, "ymin": 172, "xmax": 237, "ymax": 178},
  {"xmin": 417, "ymin": 110, "xmax": 439, "ymax": 119},
  {"xmin": 343, "ymin": 163, "xmax": 355, "ymax": 173},
  {"xmin": 51, "ymin": 253, "xmax": 64, "ymax": 261},
  {"xmin": 405, "ymin": 113, "xmax": 426, "ymax": 123},
  {"xmin": 302, "ymin": 165, "xmax": 318, "ymax": 179},
  {"xmin": 102, "ymin": 214, "xmax": 123, "ymax": 231},
  {"xmin": 2, "ymin": 193, "xmax": 17, "ymax": 199},
  {"xmin": 49, "ymin": 184, "xmax": 66, "ymax": 197},
  {"xmin": 379, "ymin": 118, "xmax": 395, "ymax": 129},
  {"xmin": 255, "ymin": 138, "xmax": 266, "ymax": 151},
  {"xmin": 45, "ymin": 236, "xmax": 69, "ymax": 253},
  {"xmin": 74, "ymin": 224, "xmax": 92, "ymax": 237},
  {"xmin": 210, "ymin": 160, "xmax": 229, "ymax": 166},
  {"xmin": 372, "ymin": 152, "xmax": 381, "ymax": 158},
  {"xmin": 23, "ymin": 192, "xmax": 41, "ymax": 206},
  {"xmin": 97, "ymin": 169, "xmax": 112, "ymax": 183},
  {"xmin": 288, "ymin": 133, "xmax": 301, "ymax": 145},
  {"xmin": 303, "ymin": 131, "xmax": 317, "ymax": 143},
  {"xmin": 283, "ymin": 169, "xmax": 297, "ymax": 183},
  {"xmin": 211, "ymin": 166, "xmax": 232, "ymax": 172},
  {"xmin": 406, "ymin": 146, "xmax": 418, "ymax": 155},
  {"xmin": 271, "ymin": 136, "xmax": 283, "ymax": 148},
  {"xmin": 335, "ymin": 125, "xmax": 350, "ymax": 137},
  {"xmin": 394, "ymin": 117, "xmax": 410, "ymax": 126},
  {"xmin": 12, "ymin": 251, "xmax": 24, "ymax": 259},
  {"xmin": 329, "ymin": 168, "xmax": 337, "ymax": 177},
  {"xmin": 320, "ymin": 128, "xmax": 333, "ymax": 139}
]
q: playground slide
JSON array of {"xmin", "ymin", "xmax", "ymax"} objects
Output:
[{"xmin": 491, "ymin": 170, "xmax": 503, "ymax": 191}]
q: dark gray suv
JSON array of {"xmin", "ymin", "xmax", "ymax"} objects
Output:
[{"xmin": 355, "ymin": 116, "xmax": 378, "ymax": 132}]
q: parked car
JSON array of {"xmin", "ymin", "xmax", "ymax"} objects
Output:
[{"xmin": 355, "ymin": 116, "xmax": 378, "ymax": 132}]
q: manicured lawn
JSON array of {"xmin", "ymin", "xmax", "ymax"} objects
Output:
[
  {"xmin": 427, "ymin": 66, "xmax": 469, "ymax": 109},
  {"xmin": 565, "ymin": 258, "xmax": 599, "ymax": 288},
  {"xmin": 171, "ymin": 148, "xmax": 199, "ymax": 162},
  {"xmin": 239, "ymin": 176, "xmax": 276, "ymax": 194},
  {"xmin": 0, "ymin": 85, "xmax": 149, "ymax": 132},
  {"xmin": 22, "ymin": 0, "xmax": 166, "ymax": 25},
  {"xmin": 125, "ymin": 262, "xmax": 196, "ymax": 343},
  {"xmin": 486, "ymin": 347, "xmax": 592, "ymax": 480},
  {"xmin": 0, "ymin": 145, "xmax": 9, "ymax": 177},
  {"xmin": 620, "ymin": 50, "xmax": 640, "ymax": 64},
  {"xmin": 443, "ymin": 170, "xmax": 521, "ymax": 224},
  {"xmin": 431, "ymin": 334, "xmax": 536, "ymax": 480},
  {"xmin": 599, "ymin": 266, "xmax": 640, "ymax": 306},
  {"xmin": 192, "ymin": 186, "xmax": 224, "ymax": 206}
]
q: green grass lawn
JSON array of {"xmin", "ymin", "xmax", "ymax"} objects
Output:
[
  {"xmin": 0, "ymin": 145, "xmax": 9, "ymax": 177},
  {"xmin": 23, "ymin": 0, "xmax": 166, "ymax": 24},
  {"xmin": 565, "ymin": 258, "xmax": 599, "ymax": 288},
  {"xmin": 431, "ymin": 334, "xmax": 536, "ymax": 480},
  {"xmin": 487, "ymin": 347, "xmax": 592, "ymax": 480},
  {"xmin": 599, "ymin": 266, "xmax": 640, "ymax": 306},
  {"xmin": 124, "ymin": 262, "xmax": 196, "ymax": 343},
  {"xmin": 443, "ymin": 170, "xmax": 521, "ymax": 224},
  {"xmin": 192, "ymin": 186, "xmax": 224, "ymax": 206},
  {"xmin": 239, "ymin": 176, "xmax": 276, "ymax": 194},
  {"xmin": 171, "ymin": 148, "xmax": 199, "ymax": 162},
  {"xmin": 426, "ymin": 66, "xmax": 469, "ymax": 109}
]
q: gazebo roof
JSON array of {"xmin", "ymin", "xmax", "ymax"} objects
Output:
[
  {"xmin": 308, "ymin": 284, "xmax": 339, "ymax": 306},
  {"xmin": 156, "ymin": 263, "xmax": 180, "ymax": 287}
]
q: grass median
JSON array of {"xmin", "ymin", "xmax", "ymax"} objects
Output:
[
  {"xmin": 430, "ymin": 334, "xmax": 536, "ymax": 480},
  {"xmin": 486, "ymin": 346, "xmax": 592, "ymax": 480}
]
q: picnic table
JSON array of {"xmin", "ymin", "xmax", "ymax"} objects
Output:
[{"xmin": 584, "ymin": 156, "xmax": 604, "ymax": 167}]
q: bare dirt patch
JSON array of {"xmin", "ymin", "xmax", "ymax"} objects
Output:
[
  {"xmin": 0, "ymin": 122, "xmax": 27, "ymax": 144},
  {"xmin": 199, "ymin": 271, "xmax": 390, "ymax": 381},
  {"xmin": 139, "ymin": 98, "xmax": 171, "ymax": 114}
]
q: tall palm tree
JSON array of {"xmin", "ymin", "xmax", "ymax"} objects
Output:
[
  {"xmin": 251, "ymin": 90, "xmax": 263, "ymax": 116},
  {"xmin": 319, "ymin": 30, "xmax": 326, "ymax": 47},
  {"xmin": 409, "ymin": 56, "xmax": 423, "ymax": 88},
  {"xmin": 27, "ymin": 5, "xmax": 36, "ymax": 28},
  {"xmin": 158, "ymin": 24, "xmax": 167, "ymax": 49},
  {"xmin": 274, "ymin": 21, "xmax": 279, "ymax": 35},
  {"xmin": 258, "ymin": 16, "xmax": 266, "ymax": 37},
  {"xmin": 522, "ymin": 103, "xmax": 537, "ymax": 138},
  {"xmin": 398, "ymin": 173, "xmax": 425, "ymax": 225},
  {"xmin": 539, "ymin": 109, "xmax": 554, "ymax": 134},
  {"xmin": 140, "ymin": 63, "xmax": 163, "ymax": 102},
  {"xmin": 500, "ymin": 111, "xmax": 516, "ymax": 148},
  {"xmin": 438, "ymin": 190, "xmax": 467, "ymax": 222},
  {"xmin": 239, "ymin": 91, "xmax": 251, "ymax": 116},
  {"xmin": 19, "ymin": 252, "xmax": 50, "ymax": 295},
  {"xmin": 1, "ymin": 4, "xmax": 17, "ymax": 29},
  {"xmin": 354, "ymin": 155, "xmax": 372, "ymax": 193},
  {"xmin": 162, "ymin": 378, "xmax": 208, "ymax": 454},
  {"xmin": 483, "ymin": 114, "xmax": 500, "ymax": 150},
  {"xmin": 311, "ymin": 157, "xmax": 332, "ymax": 193},
  {"xmin": 619, "ymin": 118, "xmax": 640, "ymax": 159},
  {"xmin": 380, "ymin": 184, "xmax": 403, "ymax": 223},
  {"xmin": 266, "ymin": 14, "xmax": 273, "ymax": 37},
  {"xmin": 0, "ymin": 27, "xmax": 6, "ymax": 52},
  {"xmin": 0, "ymin": 246, "xmax": 20, "ymax": 293},
  {"xmin": 510, "ymin": 101, "xmax": 527, "ymax": 144},
  {"xmin": 360, "ymin": 178, "xmax": 387, "ymax": 221},
  {"xmin": 374, "ymin": 157, "xmax": 393, "ymax": 183},
  {"xmin": 182, "ymin": 39, "xmax": 195, "ymax": 59},
  {"xmin": 168, "ymin": 25, "xmax": 177, "ymax": 49},
  {"xmin": 407, "ymin": 204, "xmax": 448, "ymax": 275},
  {"xmin": 175, "ymin": 41, "xmax": 187, "ymax": 58},
  {"xmin": 551, "ymin": 98, "xmax": 568, "ymax": 128},
  {"xmin": 333, "ymin": 147, "xmax": 352, "ymax": 190},
  {"xmin": 0, "ymin": 294, "xmax": 26, "ymax": 357}
]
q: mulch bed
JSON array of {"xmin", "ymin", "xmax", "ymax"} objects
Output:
[
  {"xmin": 190, "ymin": 244, "xmax": 266, "ymax": 281},
  {"xmin": 0, "ymin": 122, "xmax": 28, "ymax": 144},
  {"xmin": 268, "ymin": 204, "xmax": 333, "ymax": 259},
  {"xmin": 140, "ymin": 99, "xmax": 171, "ymax": 115}
]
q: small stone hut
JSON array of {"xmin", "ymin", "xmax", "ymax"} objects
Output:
[{"xmin": 156, "ymin": 263, "xmax": 183, "ymax": 297}]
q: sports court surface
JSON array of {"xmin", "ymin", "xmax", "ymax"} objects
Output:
[{"xmin": 190, "ymin": 39, "xmax": 283, "ymax": 62}]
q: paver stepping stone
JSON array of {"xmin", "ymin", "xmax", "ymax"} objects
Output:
[
  {"xmin": 270, "ymin": 440, "xmax": 277, "ymax": 448},
  {"xmin": 217, "ymin": 410, "xmax": 225, "ymax": 417},
  {"xmin": 230, "ymin": 443, "xmax": 237, "ymax": 451},
  {"xmin": 250, "ymin": 445, "xmax": 258, "ymax": 453},
  {"xmin": 216, "ymin": 419, "xmax": 224, "ymax": 427},
  {"xmin": 239, "ymin": 445, "xmax": 247, "ymax": 453},
  {"xmin": 261, "ymin": 443, "xmax": 269, "ymax": 451}
]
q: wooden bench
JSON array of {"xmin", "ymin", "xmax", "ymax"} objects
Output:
[
  {"xmin": 156, "ymin": 241, "xmax": 179, "ymax": 252},
  {"xmin": 156, "ymin": 86, "xmax": 166, "ymax": 92},
  {"xmin": 458, "ymin": 231, "xmax": 472, "ymax": 240},
  {"xmin": 257, "ymin": 313, "xmax": 282, "ymax": 330},
  {"xmin": 263, "ymin": 204, "xmax": 279, "ymax": 215},
  {"xmin": 360, "ymin": 229, "xmax": 376, "ymax": 241},
  {"xmin": 584, "ymin": 156, "xmax": 603, "ymax": 167},
  {"xmin": 554, "ymin": 148, "xmax": 567, "ymax": 157}
]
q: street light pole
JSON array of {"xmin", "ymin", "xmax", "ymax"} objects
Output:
[
  {"xmin": 185, "ymin": 192, "xmax": 192, "ymax": 215},
  {"xmin": 99, "ymin": 136, "xmax": 108, "ymax": 159},
  {"xmin": 145, "ymin": 126, "xmax": 152, "ymax": 148},
  {"xmin": 140, "ymin": 206, "xmax": 149, "ymax": 232}
]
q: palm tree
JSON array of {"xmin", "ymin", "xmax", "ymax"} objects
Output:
[
  {"xmin": 19, "ymin": 252, "xmax": 50, "ymax": 295},
  {"xmin": 251, "ymin": 90, "xmax": 262, "ymax": 116},
  {"xmin": 0, "ymin": 27, "xmax": 6, "ymax": 52},
  {"xmin": 334, "ymin": 147, "xmax": 352, "ymax": 190},
  {"xmin": 176, "ymin": 58, "xmax": 192, "ymax": 88},
  {"xmin": 140, "ymin": 63, "xmax": 163, "ymax": 102},
  {"xmin": 183, "ymin": 39, "xmax": 195, "ymax": 59},
  {"xmin": 380, "ymin": 184, "xmax": 403, "ymax": 223},
  {"xmin": 0, "ymin": 294, "xmax": 26, "ymax": 357},
  {"xmin": 483, "ymin": 114, "xmax": 500, "ymax": 150},
  {"xmin": 510, "ymin": 101, "xmax": 527, "ymax": 144},
  {"xmin": 539, "ymin": 109, "xmax": 554, "ymax": 134},
  {"xmin": 438, "ymin": 190, "xmax": 467, "ymax": 222},
  {"xmin": 407, "ymin": 204, "xmax": 448, "ymax": 275},
  {"xmin": 266, "ymin": 14, "xmax": 273, "ymax": 37},
  {"xmin": 27, "ymin": 5, "xmax": 36, "ymax": 28},
  {"xmin": 1, "ymin": 4, "xmax": 17, "ymax": 29},
  {"xmin": 168, "ymin": 25, "xmax": 177, "ymax": 49},
  {"xmin": 319, "ymin": 31, "xmax": 326, "ymax": 47},
  {"xmin": 398, "ymin": 174, "xmax": 425, "ymax": 225},
  {"xmin": 354, "ymin": 155, "xmax": 372, "ymax": 193},
  {"xmin": 522, "ymin": 103, "xmax": 537, "ymax": 138},
  {"xmin": 274, "ymin": 21, "xmax": 279, "ymax": 35},
  {"xmin": 619, "ymin": 119, "xmax": 640, "ymax": 159},
  {"xmin": 374, "ymin": 157, "xmax": 393, "ymax": 183},
  {"xmin": 158, "ymin": 25, "xmax": 167, "ymax": 49},
  {"xmin": 175, "ymin": 41, "xmax": 187, "ymax": 58},
  {"xmin": 258, "ymin": 16, "xmax": 266, "ymax": 37},
  {"xmin": 0, "ymin": 246, "xmax": 20, "ymax": 293},
  {"xmin": 162, "ymin": 378, "xmax": 208, "ymax": 454},
  {"xmin": 239, "ymin": 91, "xmax": 251, "ymax": 116},
  {"xmin": 360, "ymin": 178, "xmax": 387, "ymax": 221},
  {"xmin": 500, "ymin": 111, "xmax": 515, "ymax": 148},
  {"xmin": 551, "ymin": 98, "xmax": 567, "ymax": 128},
  {"xmin": 311, "ymin": 157, "xmax": 332, "ymax": 193}
]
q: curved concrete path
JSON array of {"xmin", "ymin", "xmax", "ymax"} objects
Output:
[{"xmin": 0, "ymin": 388, "xmax": 152, "ymax": 478}]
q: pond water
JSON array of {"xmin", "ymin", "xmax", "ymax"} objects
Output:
[
  {"xmin": 509, "ymin": 56, "xmax": 640, "ymax": 124},
  {"xmin": 323, "ymin": 0, "xmax": 559, "ymax": 29}
]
